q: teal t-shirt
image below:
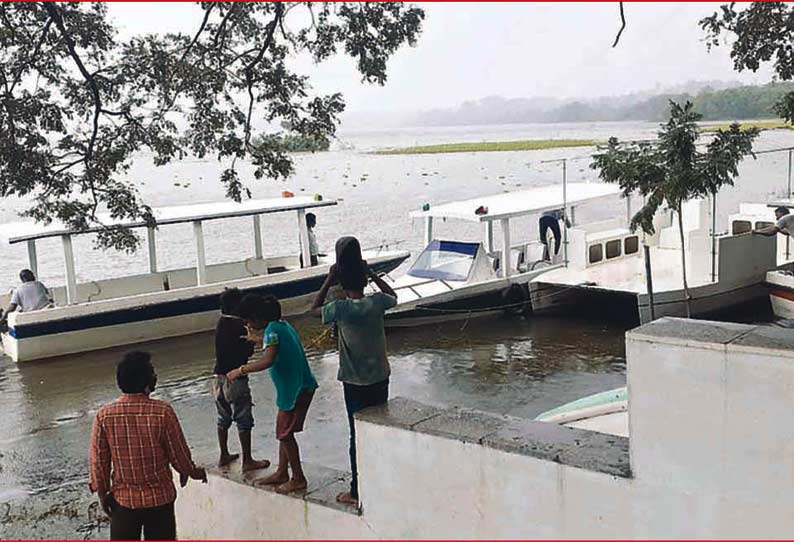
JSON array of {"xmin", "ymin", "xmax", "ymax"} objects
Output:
[
  {"xmin": 264, "ymin": 320, "xmax": 318, "ymax": 411},
  {"xmin": 321, "ymin": 292, "xmax": 397, "ymax": 386}
]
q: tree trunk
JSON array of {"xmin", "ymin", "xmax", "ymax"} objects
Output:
[{"xmin": 676, "ymin": 202, "xmax": 692, "ymax": 318}]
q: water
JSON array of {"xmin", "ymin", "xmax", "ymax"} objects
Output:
[{"xmin": 1, "ymin": 121, "xmax": 793, "ymax": 538}]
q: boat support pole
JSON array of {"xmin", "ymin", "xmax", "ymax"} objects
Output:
[
  {"xmin": 424, "ymin": 216, "xmax": 433, "ymax": 247},
  {"xmin": 253, "ymin": 215, "xmax": 263, "ymax": 260},
  {"xmin": 562, "ymin": 159, "xmax": 569, "ymax": 266},
  {"xmin": 644, "ymin": 244, "xmax": 655, "ymax": 322},
  {"xmin": 61, "ymin": 234, "xmax": 77, "ymax": 305},
  {"xmin": 484, "ymin": 221, "xmax": 494, "ymax": 253},
  {"xmin": 501, "ymin": 218, "xmax": 511, "ymax": 278},
  {"xmin": 147, "ymin": 226, "xmax": 158, "ymax": 273},
  {"xmin": 788, "ymin": 149, "xmax": 792, "ymax": 260},
  {"xmin": 193, "ymin": 221, "xmax": 207, "ymax": 285},
  {"xmin": 297, "ymin": 209, "xmax": 311, "ymax": 269},
  {"xmin": 710, "ymin": 192, "xmax": 717, "ymax": 283},
  {"xmin": 27, "ymin": 240, "xmax": 38, "ymax": 277}
]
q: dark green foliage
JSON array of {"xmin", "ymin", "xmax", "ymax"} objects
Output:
[
  {"xmin": 0, "ymin": 2, "xmax": 424, "ymax": 251},
  {"xmin": 702, "ymin": 3, "xmax": 794, "ymax": 123}
]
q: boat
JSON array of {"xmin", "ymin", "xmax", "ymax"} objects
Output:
[
  {"xmin": 534, "ymin": 387, "xmax": 627, "ymax": 437},
  {"xmin": 530, "ymin": 198, "xmax": 779, "ymax": 324},
  {"xmin": 0, "ymin": 196, "xmax": 409, "ymax": 362},
  {"xmin": 380, "ymin": 183, "xmax": 623, "ymax": 327}
]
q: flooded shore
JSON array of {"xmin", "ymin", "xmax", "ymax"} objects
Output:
[{"xmin": 0, "ymin": 314, "xmax": 627, "ymax": 538}]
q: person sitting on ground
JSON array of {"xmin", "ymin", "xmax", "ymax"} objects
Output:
[
  {"xmin": 212, "ymin": 287, "xmax": 270, "ymax": 471},
  {"xmin": 227, "ymin": 294, "xmax": 318, "ymax": 494},
  {"xmin": 89, "ymin": 351, "xmax": 207, "ymax": 541},
  {"xmin": 311, "ymin": 236, "xmax": 398, "ymax": 507},
  {"xmin": 753, "ymin": 206, "xmax": 794, "ymax": 237},
  {"xmin": 0, "ymin": 269, "xmax": 53, "ymax": 331}
]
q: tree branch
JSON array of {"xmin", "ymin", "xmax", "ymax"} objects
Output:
[
  {"xmin": 44, "ymin": 3, "xmax": 101, "ymax": 163},
  {"xmin": 180, "ymin": 3, "xmax": 215, "ymax": 64},
  {"xmin": 612, "ymin": 2, "xmax": 626, "ymax": 48},
  {"xmin": 9, "ymin": 16, "xmax": 52, "ymax": 93}
]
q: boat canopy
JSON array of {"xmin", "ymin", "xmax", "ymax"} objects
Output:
[
  {"xmin": 408, "ymin": 240, "xmax": 481, "ymax": 282},
  {"xmin": 409, "ymin": 182, "xmax": 621, "ymax": 223},
  {"xmin": 767, "ymin": 198, "xmax": 794, "ymax": 210},
  {"xmin": 0, "ymin": 196, "xmax": 337, "ymax": 244}
]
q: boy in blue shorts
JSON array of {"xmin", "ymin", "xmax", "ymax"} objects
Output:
[{"xmin": 227, "ymin": 294, "xmax": 318, "ymax": 494}]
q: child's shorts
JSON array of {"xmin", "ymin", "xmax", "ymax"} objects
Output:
[
  {"xmin": 212, "ymin": 375, "xmax": 254, "ymax": 432},
  {"xmin": 276, "ymin": 390, "xmax": 315, "ymax": 441}
]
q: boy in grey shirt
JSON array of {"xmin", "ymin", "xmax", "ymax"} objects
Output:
[
  {"xmin": 1, "ymin": 269, "xmax": 52, "ymax": 330},
  {"xmin": 312, "ymin": 236, "xmax": 397, "ymax": 507}
]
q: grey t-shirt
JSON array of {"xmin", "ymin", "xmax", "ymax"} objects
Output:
[
  {"xmin": 322, "ymin": 292, "xmax": 397, "ymax": 386},
  {"xmin": 11, "ymin": 281, "xmax": 51, "ymax": 312},
  {"xmin": 778, "ymin": 214, "xmax": 794, "ymax": 235}
]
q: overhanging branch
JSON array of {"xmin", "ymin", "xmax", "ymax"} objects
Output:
[{"xmin": 613, "ymin": 2, "xmax": 626, "ymax": 48}]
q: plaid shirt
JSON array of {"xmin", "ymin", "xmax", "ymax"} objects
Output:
[{"xmin": 89, "ymin": 394, "xmax": 197, "ymax": 509}]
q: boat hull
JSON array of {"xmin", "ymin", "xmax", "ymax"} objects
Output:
[
  {"xmin": 2, "ymin": 252, "xmax": 408, "ymax": 362},
  {"xmin": 767, "ymin": 271, "xmax": 794, "ymax": 320}
]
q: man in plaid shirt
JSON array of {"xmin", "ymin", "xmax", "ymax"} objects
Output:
[{"xmin": 89, "ymin": 351, "xmax": 207, "ymax": 540}]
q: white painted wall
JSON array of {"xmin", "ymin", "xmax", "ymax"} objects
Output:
[{"xmin": 179, "ymin": 318, "xmax": 794, "ymax": 539}]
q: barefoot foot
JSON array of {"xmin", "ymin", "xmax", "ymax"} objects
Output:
[
  {"xmin": 275, "ymin": 478, "xmax": 308, "ymax": 494},
  {"xmin": 242, "ymin": 458, "xmax": 271, "ymax": 472},
  {"xmin": 336, "ymin": 491, "xmax": 358, "ymax": 506},
  {"xmin": 256, "ymin": 470, "xmax": 289, "ymax": 486},
  {"xmin": 218, "ymin": 453, "xmax": 240, "ymax": 467}
]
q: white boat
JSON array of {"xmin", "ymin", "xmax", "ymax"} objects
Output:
[
  {"xmin": 0, "ymin": 196, "xmax": 409, "ymax": 362},
  {"xmin": 530, "ymin": 198, "xmax": 778, "ymax": 324},
  {"xmin": 535, "ymin": 387, "xmax": 628, "ymax": 437},
  {"xmin": 381, "ymin": 183, "xmax": 623, "ymax": 327}
]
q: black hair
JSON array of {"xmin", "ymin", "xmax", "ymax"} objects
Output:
[
  {"xmin": 306, "ymin": 213, "xmax": 317, "ymax": 228},
  {"xmin": 237, "ymin": 294, "xmax": 282, "ymax": 322},
  {"xmin": 219, "ymin": 287, "xmax": 243, "ymax": 315},
  {"xmin": 776, "ymin": 206, "xmax": 790, "ymax": 216},
  {"xmin": 19, "ymin": 269, "xmax": 35, "ymax": 282},
  {"xmin": 117, "ymin": 351, "xmax": 154, "ymax": 394},
  {"xmin": 335, "ymin": 236, "xmax": 367, "ymax": 291}
]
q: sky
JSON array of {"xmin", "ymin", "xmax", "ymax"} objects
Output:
[{"xmin": 108, "ymin": 2, "xmax": 774, "ymax": 114}]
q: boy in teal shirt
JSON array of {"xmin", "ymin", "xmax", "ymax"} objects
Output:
[{"xmin": 227, "ymin": 294, "xmax": 318, "ymax": 494}]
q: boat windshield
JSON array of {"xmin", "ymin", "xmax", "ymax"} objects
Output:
[{"xmin": 407, "ymin": 240, "xmax": 478, "ymax": 281}]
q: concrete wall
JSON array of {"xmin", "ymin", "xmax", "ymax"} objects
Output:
[{"xmin": 178, "ymin": 318, "xmax": 794, "ymax": 539}]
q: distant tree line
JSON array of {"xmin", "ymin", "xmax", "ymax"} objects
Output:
[{"xmin": 414, "ymin": 82, "xmax": 794, "ymax": 126}]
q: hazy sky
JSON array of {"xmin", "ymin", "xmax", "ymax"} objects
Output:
[{"xmin": 109, "ymin": 2, "xmax": 774, "ymax": 113}]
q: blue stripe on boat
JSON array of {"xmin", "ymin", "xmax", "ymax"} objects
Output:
[{"xmin": 11, "ymin": 258, "xmax": 405, "ymax": 340}]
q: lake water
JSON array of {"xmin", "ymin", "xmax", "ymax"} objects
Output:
[{"xmin": 1, "ymin": 121, "xmax": 793, "ymax": 538}]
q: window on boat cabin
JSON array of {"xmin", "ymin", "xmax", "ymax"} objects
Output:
[
  {"xmin": 755, "ymin": 221, "xmax": 774, "ymax": 230},
  {"xmin": 732, "ymin": 220, "xmax": 752, "ymax": 235},
  {"xmin": 408, "ymin": 240, "xmax": 479, "ymax": 281},
  {"xmin": 588, "ymin": 244, "xmax": 603, "ymax": 264},
  {"xmin": 624, "ymin": 236, "xmax": 639, "ymax": 255},
  {"xmin": 606, "ymin": 239, "xmax": 621, "ymax": 259}
]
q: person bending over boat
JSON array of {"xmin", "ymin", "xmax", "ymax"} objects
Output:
[
  {"xmin": 228, "ymin": 294, "xmax": 318, "ymax": 494},
  {"xmin": 539, "ymin": 209, "xmax": 571, "ymax": 261},
  {"xmin": 211, "ymin": 288, "xmax": 271, "ymax": 472},
  {"xmin": 89, "ymin": 351, "xmax": 207, "ymax": 541},
  {"xmin": 311, "ymin": 236, "xmax": 398, "ymax": 507},
  {"xmin": 753, "ymin": 206, "xmax": 794, "ymax": 237},
  {"xmin": 0, "ymin": 269, "xmax": 53, "ymax": 332}
]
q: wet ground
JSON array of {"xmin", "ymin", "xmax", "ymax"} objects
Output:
[{"xmin": 0, "ymin": 313, "xmax": 628, "ymax": 539}]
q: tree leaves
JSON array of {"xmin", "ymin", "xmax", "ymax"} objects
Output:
[{"xmin": 0, "ymin": 2, "xmax": 425, "ymax": 251}]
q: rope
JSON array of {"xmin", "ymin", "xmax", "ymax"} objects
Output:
[
  {"xmin": 408, "ymin": 283, "xmax": 583, "ymax": 314},
  {"xmin": 304, "ymin": 326, "xmax": 333, "ymax": 350}
]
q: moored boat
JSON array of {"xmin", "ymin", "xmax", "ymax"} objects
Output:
[{"xmin": 0, "ymin": 196, "xmax": 409, "ymax": 362}]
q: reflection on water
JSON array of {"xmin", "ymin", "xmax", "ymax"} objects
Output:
[{"xmin": 0, "ymin": 313, "xmax": 626, "ymax": 538}]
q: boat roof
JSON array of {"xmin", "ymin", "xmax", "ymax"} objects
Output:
[
  {"xmin": 768, "ymin": 198, "xmax": 794, "ymax": 209},
  {"xmin": 409, "ymin": 182, "xmax": 622, "ymax": 223},
  {"xmin": 0, "ymin": 196, "xmax": 337, "ymax": 244}
]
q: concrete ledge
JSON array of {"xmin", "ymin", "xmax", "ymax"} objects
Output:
[
  {"xmin": 628, "ymin": 317, "xmax": 794, "ymax": 360},
  {"xmin": 356, "ymin": 397, "xmax": 631, "ymax": 479},
  {"xmin": 193, "ymin": 452, "xmax": 359, "ymax": 516}
]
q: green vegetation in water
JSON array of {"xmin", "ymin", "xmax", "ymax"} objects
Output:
[
  {"xmin": 253, "ymin": 133, "xmax": 331, "ymax": 152},
  {"xmin": 372, "ymin": 139, "xmax": 600, "ymax": 155},
  {"xmin": 700, "ymin": 119, "xmax": 792, "ymax": 133}
]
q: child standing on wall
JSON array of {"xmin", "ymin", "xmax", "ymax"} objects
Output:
[
  {"xmin": 227, "ymin": 294, "xmax": 318, "ymax": 494},
  {"xmin": 311, "ymin": 236, "xmax": 398, "ymax": 507},
  {"xmin": 212, "ymin": 288, "xmax": 271, "ymax": 472}
]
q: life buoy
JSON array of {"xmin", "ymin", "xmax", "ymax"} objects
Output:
[{"xmin": 501, "ymin": 283, "xmax": 531, "ymax": 316}]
